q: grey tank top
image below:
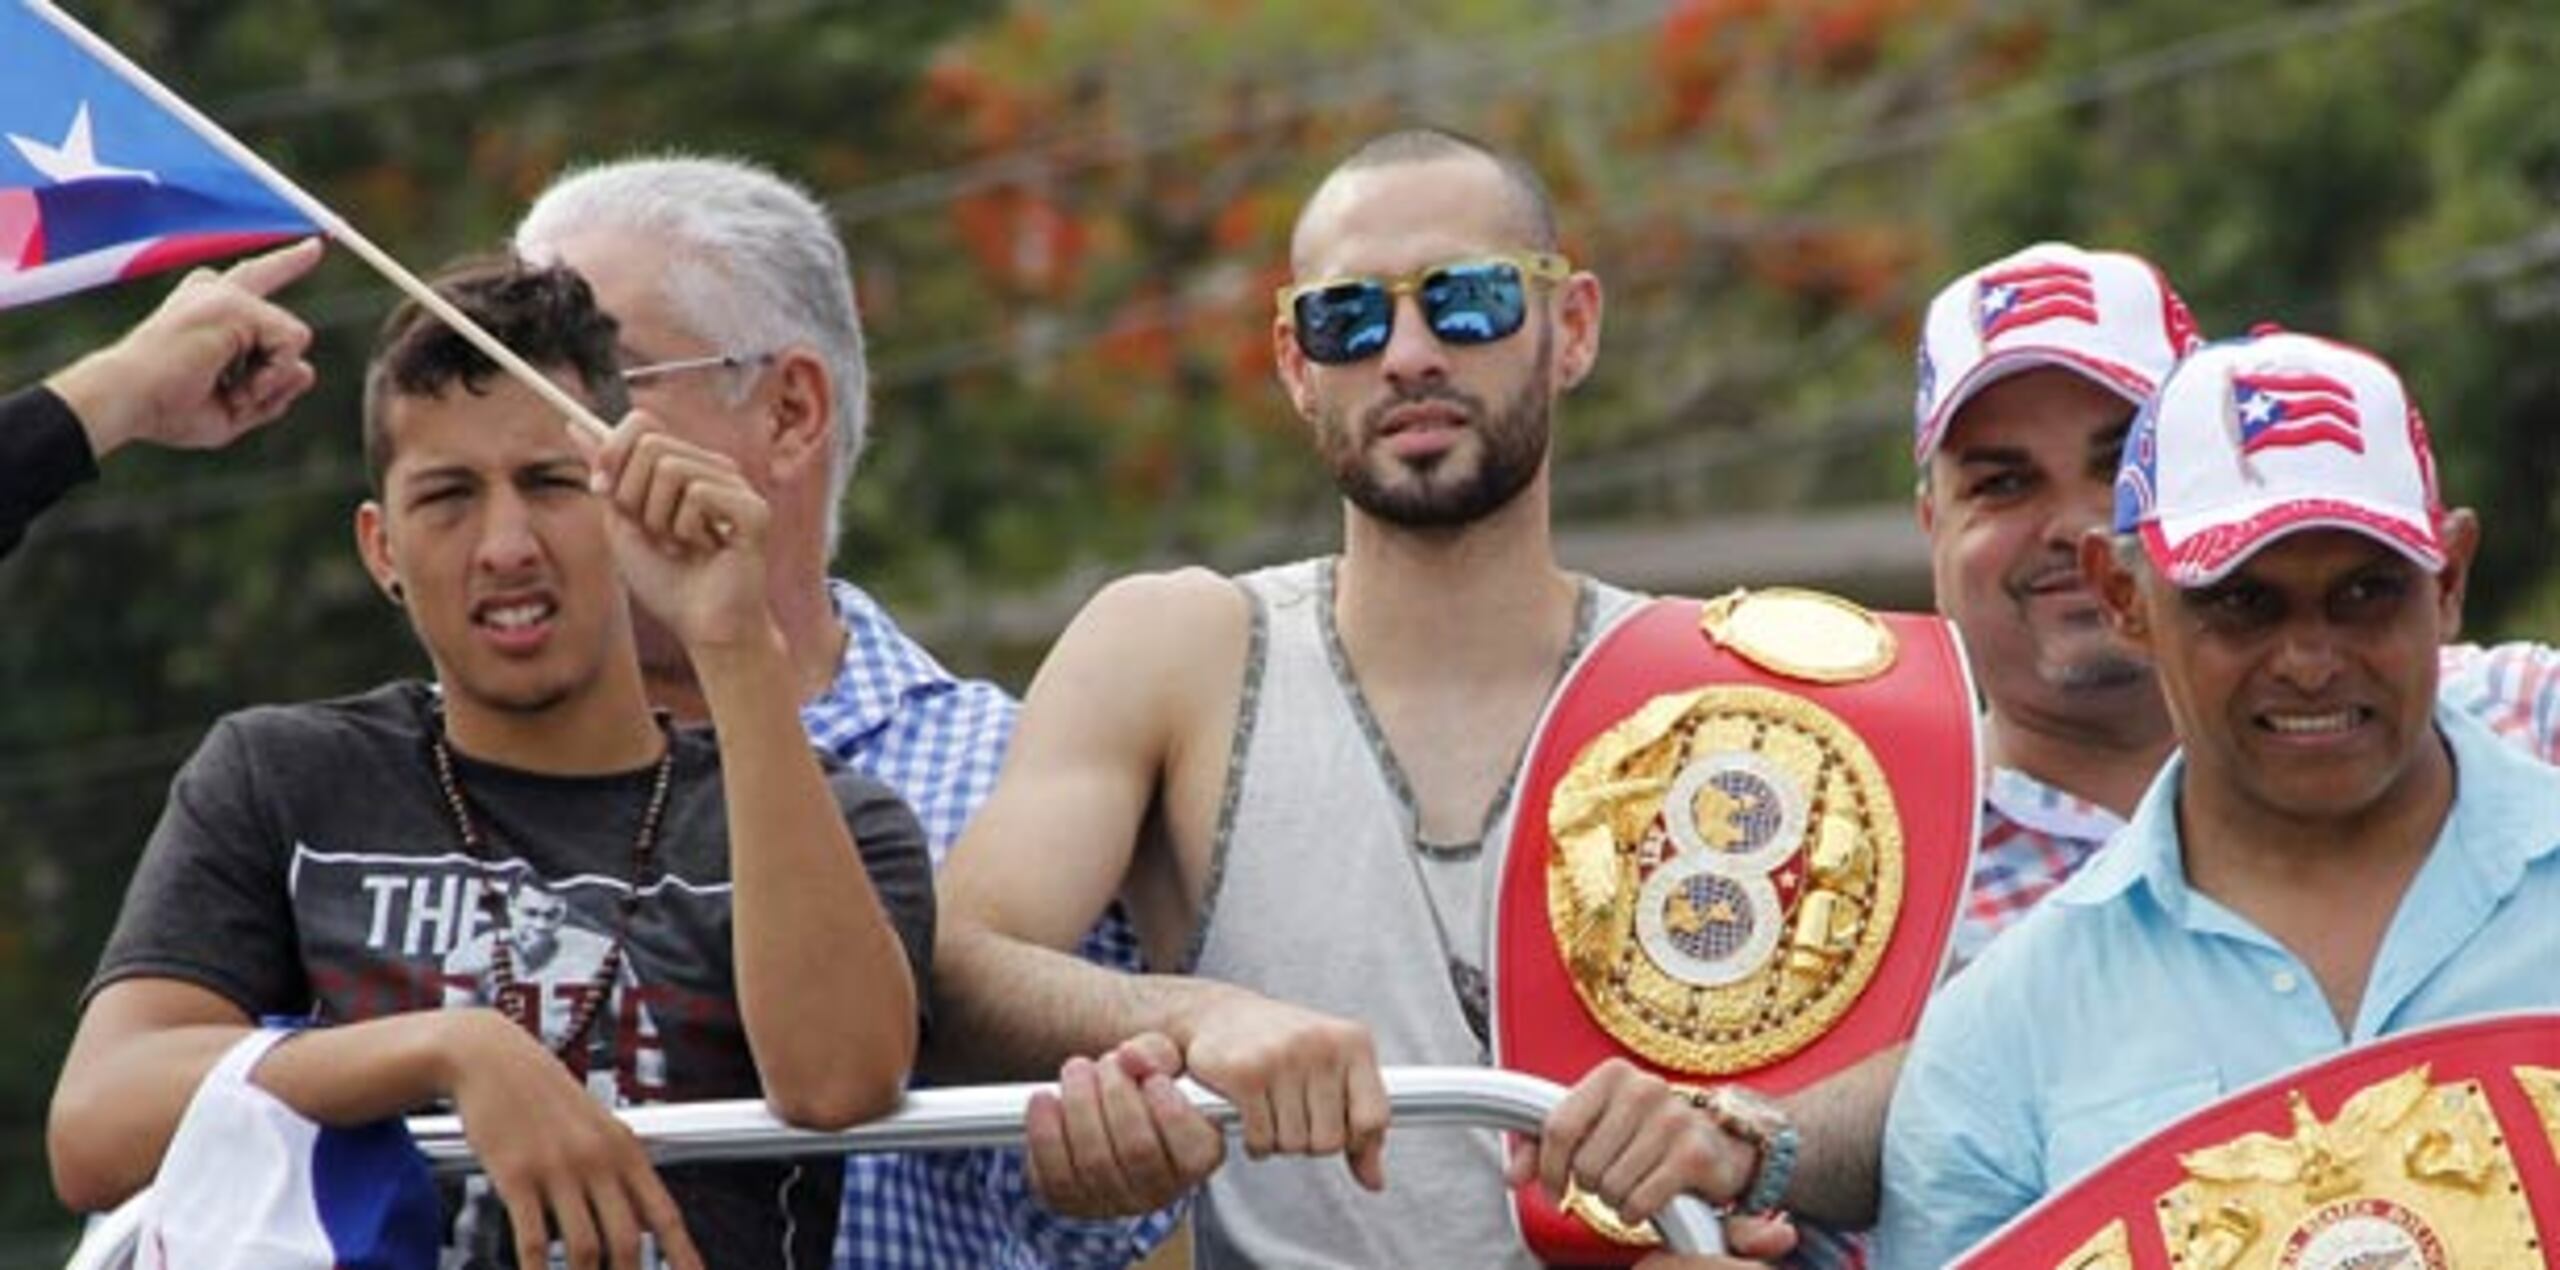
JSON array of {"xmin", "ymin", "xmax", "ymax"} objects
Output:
[{"xmin": 1183, "ymin": 557, "xmax": 1638, "ymax": 1270}]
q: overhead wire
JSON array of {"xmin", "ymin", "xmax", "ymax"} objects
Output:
[
  {"xmin": 821, "ymin": 0, "xmax": 1675, "ymax": 225},
  {"xmin": 1674, "ymin": 0, "xmax": 2448, "ymax": 197},
  {"xmin": 213, "ymin": 0, "xmax": 854, "ymax": 125}
]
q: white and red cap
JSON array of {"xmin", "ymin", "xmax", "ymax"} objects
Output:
[
  {"xmin": 1913, "ymin": 241, "xmax": 2201, "ymax": 463},
  {"xmin": 2112, "ymin": 327, "xmax": 2446, "ymax": 587}
]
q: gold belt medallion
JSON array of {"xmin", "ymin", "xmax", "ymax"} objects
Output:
[
  {"xmin": 1546, "ymin": 684, "xmax": 1903, "ymax": 1075},
  {"xmin": 1699, "ymin": 587, "xmax": 1899, "ymax": 685},
  {"xmin": 2155, "ymin": 1066, "xmax": 2539, "ymax": 1269}
]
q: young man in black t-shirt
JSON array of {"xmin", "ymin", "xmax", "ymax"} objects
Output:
[{"xmin": 48, "ymin": 258, "xmax": 933, "ymax": 1269}]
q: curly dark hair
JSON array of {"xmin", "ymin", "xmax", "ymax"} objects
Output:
[{"xmin": 360, "ymin": 254, "xmax": 626, "ymax": 492}]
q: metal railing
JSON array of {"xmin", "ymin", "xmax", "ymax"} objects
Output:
[{"xmin": 67, "ymin": 1066, "xmax": 1725, "ymax": 1267}]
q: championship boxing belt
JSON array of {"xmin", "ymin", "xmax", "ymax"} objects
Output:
[
  {"xmin": 1493, "ymin": 589, "xmax": 1981, "ymax": 1262},
  {"xmin": 1953, "ymin": 1011, "xmax": 2560, "ymax": 1269}
]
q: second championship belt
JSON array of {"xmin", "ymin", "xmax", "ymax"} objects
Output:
[
  {"xmin": 1494, "ymin": 589, "xmax": 1980, "ymax": 1262},
  {"xmin": 1955, "ymin": 1012, "xmax": 2560, "ymax": 1269}
]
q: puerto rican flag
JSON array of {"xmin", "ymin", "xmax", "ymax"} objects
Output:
[
  {"xmin": 1974, "ymin": 258, "xmax": 2099, "ymax": 342},
  {"xmin": 2, "ymin": 2, "xmax": 316, "ymax": 309},
  {"xmin": 132, "ymin": 1030, "xmax": 440, "ymax": 1270},
  {"xmin": 2232, "ymin": 368, "xmax": 2364, "ymax": 456}
]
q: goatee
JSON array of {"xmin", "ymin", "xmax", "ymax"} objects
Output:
[{"xmin": 1325, "ymin": 322, "xmax": 1553, "ymax": 528}]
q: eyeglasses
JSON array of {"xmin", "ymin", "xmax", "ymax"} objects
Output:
[
  {"xmin": 617, "ymin": 351, "xmax": 776, "ymax": 389},
  {"xmin": 1276, "ymin": 253, "xmax": 1571, "ymax": 366}
]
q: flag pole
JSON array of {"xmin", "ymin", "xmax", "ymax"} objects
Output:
[{"xmin": 28, "ymin": 1, "xmax": 614, "ymax": 444}]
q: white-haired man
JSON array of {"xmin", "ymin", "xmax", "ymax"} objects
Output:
[{"xmin": 514, "ymin": 155, "xmax": 1167, "ymax": 1270}]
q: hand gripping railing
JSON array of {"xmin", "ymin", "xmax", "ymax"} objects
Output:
[{"xmin": 67, "ymin": 1066, "xmax": 1725, "ymax": 1267}]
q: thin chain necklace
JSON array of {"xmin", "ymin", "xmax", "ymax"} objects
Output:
[
  {"xmin": 1315, "ymin": 558, "xmax": 1602, "ymax": 1058},
  {"xmin": 428, "ymin": 707, "xmax": 673, "ymax": 1061}
]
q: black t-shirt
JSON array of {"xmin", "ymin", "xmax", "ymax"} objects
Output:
[{"xmin": 91, "ymin": 680, "xmax": 935, "ymax": 1268}]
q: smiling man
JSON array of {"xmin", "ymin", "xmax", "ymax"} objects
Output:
[
  {"xmin": 1874, "ymin": 329, "xmax": 2560, "ymax": 1266},
  {"xmin": 1910, "ymin": 243, "xmax": 2203, "ymax": 960}
]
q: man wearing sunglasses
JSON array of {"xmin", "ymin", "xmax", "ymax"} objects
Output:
[
  {"xmin": 512, "ymin": 156, "xmax": 1173, "ymax": 1270},
  {"xmin": 924, "ymin": 129, "xmax": 1785, "ymax": 1268}
]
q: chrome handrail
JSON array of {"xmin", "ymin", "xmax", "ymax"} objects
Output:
[{"xmin": 67, "ymin": 1066, "xmax": 1725, "ymax": 1266}]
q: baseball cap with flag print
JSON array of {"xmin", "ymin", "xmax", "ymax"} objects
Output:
[
  {"xmin": 2112, "ymin": 327, "xmax": 2446, "ymax": 588},
  {"xmin": 1912, "ymin": 241, "xmax": 2201, "ymax": 463}
]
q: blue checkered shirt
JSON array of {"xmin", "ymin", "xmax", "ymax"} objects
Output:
[{"xmin": 811, "ymin": 580, "xmax": 1176, "ymax": 1269}]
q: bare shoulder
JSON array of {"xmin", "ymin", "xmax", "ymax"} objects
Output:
[
  {"xmin": 1039, "ymin": 566, "xmax": 1251, "ymax": 701},
  {"xmin": 944, "ymin": 567, "xmax": 1251, "ymax": 944},
  {"xmin": 1066, "ymin": 566, "xmax": 1247, "ymax": 639}
]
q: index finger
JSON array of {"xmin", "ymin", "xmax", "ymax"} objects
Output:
[
  {"xmin": 623, "ymin": 1162, "xmax": 704, "ymax": 1270},
  {"xmin": 1113, "ymin": 1030, "xmax": 1185, "ymax": 1080},
  {"xmin": 1538, "ymin": 1077, "xmax": 1608, "ymax": 1202},
  {"xmin": 581, "ymin": 408, "xmax": 658, "ymax": 488},
  {"xmin": 584, "ymin": 1182, "xmax": 645, "ymax": 1269},
  {"xmin": 1344, "ymin": 1051, "xmax": 1390, "ymax": 1192},
  {"xmin": 486, "ymin": 1172, "xmax": 556, "ymax": 1270},
  {"xmin": 1023, "ymin": 1090, "xmax": 1095, "ymax": 1212},
  {"xmin": 218, "ymin": 236, "xmax": 326, "ymax": 298}
]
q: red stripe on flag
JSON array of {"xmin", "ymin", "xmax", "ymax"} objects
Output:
[
  {"xmin": 1994, "ymin": 295, "xmax": 2100, "ymax": 328},
  {"xmin": 120, "ymin": 230, "xmax": 302, "ymax": 281},
  {"xmin": 1981, "ymin": 262, "xmax": 2089, "ymax": 290},
  {"xmin": 0, "ymin": 190, "xmax": 41, "ymax": 271},
  {"xmin": 2242, "ymin": 371, "xmax": 2354, "ymax": 396},
  {"xmin": 2249, "ymin": 421, "xmax": 2366, "ymax": 455},
  {"xmin": 2272, "ymin": 390, "xmax": 2357, "ymax": 421},
  {"xmin": 2001, "ymin": 276, "xmax": 2091, "ymax": 305}
]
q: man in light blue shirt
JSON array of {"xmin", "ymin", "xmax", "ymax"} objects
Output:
[{"xmin": 1875, "ymin": 328, "xmax": 2560, "ymax": 1267}]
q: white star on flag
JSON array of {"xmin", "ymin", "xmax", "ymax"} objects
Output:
[
  {"xmin": 2238, "ymin": 388, "xmax": 2281, "ymax": 430},
  {"xmin": 9, "ymin": 102, "xmax": 158, "ymax": 185}
]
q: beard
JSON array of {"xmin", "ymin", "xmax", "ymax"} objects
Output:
[
  {"xmin": 1319, "ymin": 320, "xmax": 1554, "ymax": 529},
  {"xmin": 2046, "ymin": 643, "xmax": 2151, "ymax": 691},
  {"xmin": 2025, "ymin": 605, "xmax": 2154, "ymax": 693},
  {"xmin": 2004, "ymin": 550, "xmax": 2154, "ymax": 693}
]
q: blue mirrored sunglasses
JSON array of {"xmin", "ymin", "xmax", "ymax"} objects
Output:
[{"xmin": 1277, "ymin": 253, "xmax": 1571, "ymax": 366}]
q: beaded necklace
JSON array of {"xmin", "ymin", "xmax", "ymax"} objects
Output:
[{"xmin": 428, "ymin": 709, "xmax": 673, "ymax": 1060}]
